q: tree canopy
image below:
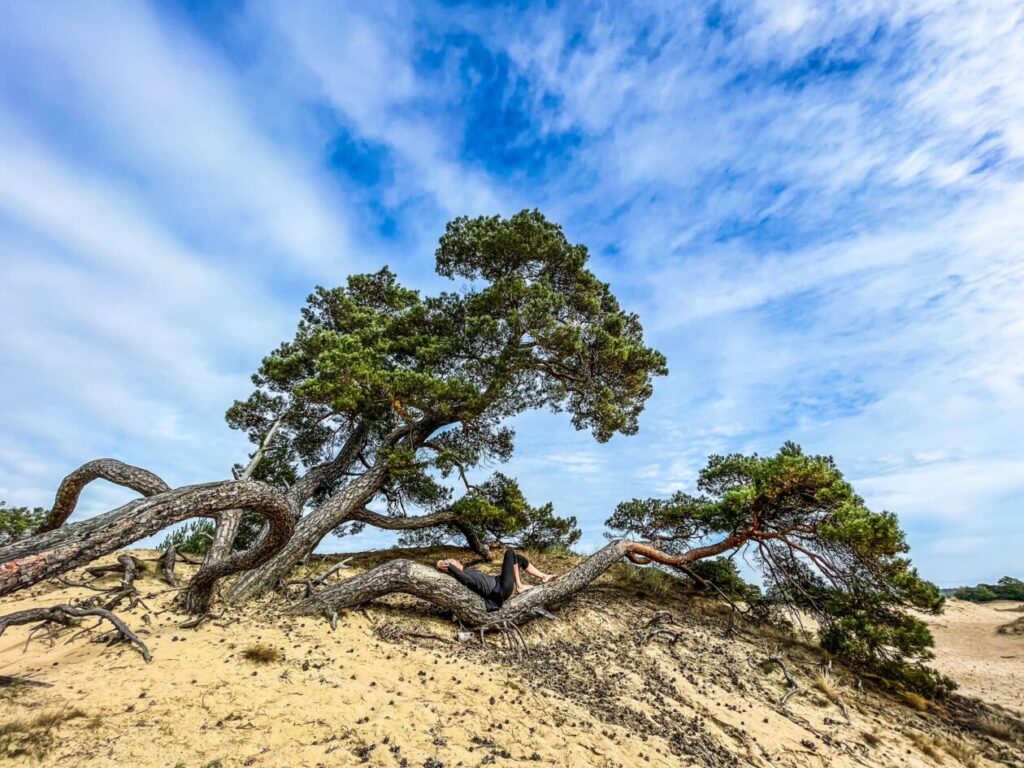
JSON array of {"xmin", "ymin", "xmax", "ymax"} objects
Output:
[
  {"xmin": 225, "ymin": 210, "xmax": 666, "ymax": 596},
  {"xmin": 607, "ymin": 442, "xmax": 951, "ymax": 695}
]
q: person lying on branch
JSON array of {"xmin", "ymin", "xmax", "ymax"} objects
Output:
[{"xmin": 436, "ymin": 548, "xmax": 557, "ymax": 612}]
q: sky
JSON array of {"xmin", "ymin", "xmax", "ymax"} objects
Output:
[{"xmin": 1, "ymin": 1, "xmax": 1022, "ymax": 587}]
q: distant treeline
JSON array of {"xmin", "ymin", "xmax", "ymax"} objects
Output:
[{"xmin": 952, "ymin": 576, "xmax": 1024, "ymax": 602}]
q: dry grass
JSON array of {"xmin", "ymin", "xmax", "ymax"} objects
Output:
[
  {"xmin": 974, "ymin": 713, "xmax": 1013, "ymax": 741},
  {"xmin": 608, "ymin": 563, "xmax": 678, "ymax": 597},
  {"xmin": 937, "ymin": 736, "xmax": 978, "ymax": 767},
  {"xmin": 901, "ymin": 690, "xmax": 930, "ymax": 712},
  {"xmin": 861, "ymin": 730, "xmax": 882, "ymax": 747},
  {"xmin": 908, "ymin": 731, "xmax": 945, "ymax": 763},
  {"xmin": 240, "ymin": 642, "xmax": 281, "ymax": 665},
  {"xmin": 996, "ymin": 616, "xmax": 1024, "ymax": 635},
  {"xmin": 0, "ymin": 708, "xmax": 87, "ymax": 759},
  {"xmin": 812, "ymin": 669, "xmax": 839, "ymax": 702}
]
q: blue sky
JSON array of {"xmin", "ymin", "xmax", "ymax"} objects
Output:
[{"xmin": 1, "ymin": 1, "xmax": 1022, "ymax": 586}]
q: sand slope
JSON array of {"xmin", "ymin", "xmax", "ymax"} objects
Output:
[{"xmin": 1, "ymin": 550, "xmax": 1022, "ymax": 767}]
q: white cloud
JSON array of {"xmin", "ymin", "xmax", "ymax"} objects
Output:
[{"xmin": 0, "ymin": 1, "xmax": 358, "ymax": 275}]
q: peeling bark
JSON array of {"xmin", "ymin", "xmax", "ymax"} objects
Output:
[
  {"xmin": 0, "ymin": 481, "xmax": 294, "ymax": 613},
  {"xmin": 38, "ymin": 459, "xmax": 170, "ymax": 533}
]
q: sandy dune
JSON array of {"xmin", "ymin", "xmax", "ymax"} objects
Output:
[
  {"xmin": 1, "ymin": 550, "xmax": 1021, "ymax": 767},
  {"xmin": 922, "ymin": 599, "xmax": 1024, "ymax": 717}
]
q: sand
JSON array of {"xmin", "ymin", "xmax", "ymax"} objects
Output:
[
  {"xmin": 921, "ymin": 599, "xmax": 1024, "ymax": 717},
  {"xmin": 1, "ymin": 550, "xmax": 1021, "ymax": 767}
]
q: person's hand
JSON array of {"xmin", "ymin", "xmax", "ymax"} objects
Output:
[{"xmin": 436, "ymin": 559, "xmax": 450, "ymax": 572}]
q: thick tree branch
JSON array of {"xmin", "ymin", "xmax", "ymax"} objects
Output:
[
  {"xmin": 0, "ymin": 480, "xmax": 294, "ymax": 613},
  {"xmin": 292, "ymin": 539, "xmax": 635, "ymax": 627},
  {"xmin": 38, "ymin": 459, "xmax": 170, "ymax": 533},
  {"xmin": 205, "ymin": 416, "xmax": 285, "ymax": 564}
]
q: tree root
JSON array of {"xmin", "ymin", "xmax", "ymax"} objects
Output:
[
  {"xmin": 160, "ymin": 545, "xmax": 179, "ymax": 587},
  {"xmin": 637, "ymin": 610, "xmax": 685, "ymax": 645},
  {"xmin": 0, "ymin": 604, "xmax": 152, "ymax": 662},
  {"xmin": 179, "ymin": 613, "xmax": 215, "ymax": 629},
  {"xmin": 749, "ymin": 652, "xmax": 801, "ymax": 706}
]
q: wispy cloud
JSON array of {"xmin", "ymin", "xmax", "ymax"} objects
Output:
[{"xmin": 1, "ymin": 1, "xmax": 1021, "ymax": 580}]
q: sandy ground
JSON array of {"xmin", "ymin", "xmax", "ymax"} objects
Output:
[
  {"xmin": 1, "ymin": 550, "xmax": 1021, "ymax": 767},
  {"xmin": 922, "ymin": 600, "xmax": 1024, "ymax": 717}
]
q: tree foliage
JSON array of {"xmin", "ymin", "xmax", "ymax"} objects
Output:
[
  {"xmin": 0, "ymin": 501, "xmax": 46, "ymax": 547},
  {"xmin": 607, "ymin": 442, "xmax": 952, "ymax": 696},
  {"xmin": 954, "ymin": 576, "xmax": 1024, "ymax": 602},
  {"xmin": 685, "ymin": 557, "xmax": 762, "ymax": 601},
  {"xmin": 225, "ymin": 210, "xmax": 666, "ymax": 565}
]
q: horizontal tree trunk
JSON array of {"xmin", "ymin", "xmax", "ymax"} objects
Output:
[
  {"xmin": 0, "ymin": 481, "xmax": 294, "ymax": 613},
  {"xmin": 290, "ymin": 539, "xmax": 634, "ymax": 627},
  {"xmin": 38, "ymin": 459, "xmax": 170, "ymax": 533},
  {"xmin": 289, "ymin": 535, "xmax": 751, "ymax": 628}
]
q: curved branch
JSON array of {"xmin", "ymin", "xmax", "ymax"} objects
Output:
[
  {"xmin": 290, "ymin": 539, "xmax": 634, "ymax": 627},
  {"xmin": 347, "ymin": 507, "xmax": 491, "ymax": 560},
  {"xmin": 0, "ymin": 481, "xmax": 294, "ymax": 613},
  {"xmin": 286, "ymin": 419, "xmax": 370, "ymax": 510},
  {"xmin": 38, "ymin": 459, "xmax": 171, "ymax": 533}
]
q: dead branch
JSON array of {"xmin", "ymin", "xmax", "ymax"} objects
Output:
[
  {"xmin": 0, "ymin": 604, "xmax": 152, "ymax": 662},
  {"xmin": 749, "ymin": 652, "xmax": 801, "ymax": 706},
  {"xmin": 160, "ymin": 545, "xmax": 179, "ymax": 587}
]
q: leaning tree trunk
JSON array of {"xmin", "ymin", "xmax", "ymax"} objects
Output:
[
  {"xmin": 228, "ymin": 464, "xmax": 387, "ymax": 602},
  {"xmin": 0, "ymin": 480, "xmax": 294, "ymax": 613},
  {"xmin": 37, "ymin": 459, "xmax": 170, "ymax": 533},
  {"xmin": 203, "ymin": 417, "xmax": 284, "ymax": 564},
  {"xmin": 289, "ymin": 535, "xmax": 754, "ymax": 628}
]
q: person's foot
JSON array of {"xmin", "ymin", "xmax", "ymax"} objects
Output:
[{"xmin": 516, "ymin": 584, "xmax": 534, "ymax": 595}]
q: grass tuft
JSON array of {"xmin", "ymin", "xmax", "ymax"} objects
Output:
[
  {"xmin": 908, "ymin": 731, "xmax": 944, "ymax": 763},
  {"xmin": 609, "ymin": 563, "xmax": 678, "ymax": 597},
  {"xmin": 240, "ymin": 643, "xmax": 281, "ymax": 665},
  {"xmin": 974, "ymin": 714, "xmax": 1012, "ymax": 741},
  {"xmin": 812, "ymin": 670, "xmax": 839, "ymax": 702},
  {"xmin": 938, "ymin": 736, "xmax": 978, "ymax": 767},
  {"xmin": 901, "ymin": 690, "xmax": 930, "ymax": 712},
  {"xmin": 0, "ymin": 708, "xmax": 86, "ymax": 759}
]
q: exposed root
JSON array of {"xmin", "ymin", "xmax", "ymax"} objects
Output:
[
  {"xmin": 160, "ymin": 545, "xmax": 179, "ymax": 587},
  {"xmin": 179, "ymin": 613, "xmax": 215, "ymax": 630},
  {"xmin": 750, "ymin": 651, "xmax": 802, "ymax": 707},
  {"xmin": 0, "ymin": 604, "xmax": 152, "ymax": 662},
  {"xmin": 637, "ymin": 610, "xmax": 685, "ymax": 645}
]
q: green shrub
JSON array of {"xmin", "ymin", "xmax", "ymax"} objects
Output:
[
  {"xmin": 0, "ymin": 501, "xmax": 46, "ymax": 546},
  {"xmin": 954, "ymin": 577, "xmax": 1024, "ymax": 602}
]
